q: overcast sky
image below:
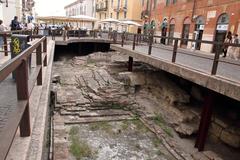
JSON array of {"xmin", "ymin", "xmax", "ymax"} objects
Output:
[{"xmin": 35, "ymin": 0, "xmax": 75, "ymax": 16}]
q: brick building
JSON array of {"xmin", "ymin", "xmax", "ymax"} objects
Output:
[{"xmin": 143, "ymin": 0, "xmax": 240, "ymax": 53}]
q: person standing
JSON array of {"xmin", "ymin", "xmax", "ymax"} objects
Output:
[
  {"xmin": 222, "ymin": 31, "xmax": 232, "ymax": 57},
  {"xmin": 0, "ymin": 20, "xmax": 6, "ymax": 50},
  {"xmin": 10, "ymin": 16, "xmax": 21, "ymax": 31},
  {"xmin": 161, "ymin": 18, "xmax": 168, "ymax": 45}
]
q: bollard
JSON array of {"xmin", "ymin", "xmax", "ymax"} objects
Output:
[{"xmin": 3, "ymin": 33, "xmax": 8, "ymax": 56}]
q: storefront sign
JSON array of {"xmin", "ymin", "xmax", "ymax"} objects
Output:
[
  {"xmin": 216, "ymin": 24, "xmax": 228, "ymax": 31},
  {"xmin": 199, "ymin": 25, "xmax": 205, "ymax": 30}
]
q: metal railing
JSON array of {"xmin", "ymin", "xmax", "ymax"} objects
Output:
[
  {"xmin": 0, "ymin": 35, "xmax": 47, "ymax": 159},
  {"xmin": 117, "ymin": 32, "xmax": 240, "ymax": 77}
]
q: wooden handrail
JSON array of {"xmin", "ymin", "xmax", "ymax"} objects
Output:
[{"xmin": 0, "ymin": 36, "xmax": 47, "ymax": 160}]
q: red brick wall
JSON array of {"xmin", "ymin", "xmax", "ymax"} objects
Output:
[{"xmin": 150, "ymin": 0, "xmax": 240, "ymax": 36}]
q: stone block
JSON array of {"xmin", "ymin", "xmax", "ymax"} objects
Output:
[
  {"xmin": 192, "ymin": 152, "xmax": 209, "ymax": 160},
  {"xmin": 220, "ymin": 129, "xmax": 240, "ymax": 148},
  {"xmin": 203, "ymin": 151, "xmax": 223, "ymax": 160},
  {"xmin": 214, "ymin": 117, "xmax": 229, "ymax": 129},
  {"xmin": 209, "ymin": 123, "xmax": 223, "ymax": 138},
  {"xmin": 118, "ymin": 72, "xmax": 146, "ymax": 86}
]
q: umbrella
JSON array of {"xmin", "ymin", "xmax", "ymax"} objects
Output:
[
  {"xmin": 99, "ymin": 18, "xmax": 121, "ymax": 24},
  {"xmin": 71, "ymin": 15, "xmax": 97, "ymax": 22},
  {"xmin": 120, "ymin": 20, "xmax": 142, "ymax": 27},
  {"xmin": 119, "ymin": 20, "xmax": 142, "ymax": 32},
  {"xmin": 99, "ymin": 18, "xmax": 121, "ymax": 31}
]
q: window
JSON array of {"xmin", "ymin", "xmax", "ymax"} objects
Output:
[
  {"xmin": 124, "ymin": 11, "xmax": 127, "ymax": 18},
  {"xmin": 111, "ymin": 0, "xmax": 113, "ymax": 7},
  {"xmin": 117, "ymin": 0, "xmax": 120, "ymax": 9},
  {"xmin": 110, "ymin": 13, "xmax": 113, "ymax": 18},
  {"xmin": 153, "ymin": 0, "xmax": 157, "ymax": 9},
  {"xmin": 116, "ymin": 12, "xmax": 119, "ymax": 19},
  {"xmin": 166, "ymin": 0, "xmax": 170, "ymax": 6},
  {"xmin": 173, "ymin": 0, "xmax": 177, "ymax": 4}
]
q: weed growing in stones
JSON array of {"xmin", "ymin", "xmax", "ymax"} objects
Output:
[
  {"xmin": 153, "ymin": 114, "xmax": 174, "ymax": 138},
  {"xmin": 89, "ymin": 122, "xmax": 113, "ymax": 135},
  {"xmin": 152, "ymin": 137, "xmax": 162, "ymax": 147},
  {"xmin": 121, "ymin": 120, "xmax": 130, "ymax": 130},
  {"xmin": 69, "ymin": 126, "xmax": 79, "ymax": 136},
  {"xmin": 111, "ymin": 103, "xmax": 125, "ymax": 110},
  {"xmin": 69, "ymin": 126, "xmax": 96, "ymax": 159},
  {"xmin": 132, "ymin": 119, "xmax": 149, "ymax": 133}
]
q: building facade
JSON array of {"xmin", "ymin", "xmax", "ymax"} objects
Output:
[
  {"xmin": 0, "ymin": 0, "xmax": 22, "ymax": 27},
  {"xmin": 65, "ymin": 0, "xmax": 96, "ymax": 17},
  {"xmin": 0, "ymin": 0, "xmax": 35, "ymax": 27},
  {"xmin": 96, "ymin": 0, "xmax": 142, "ymax": 32},
  {"xmin": 144, "ymin": 0, "xmax": 240, "ymax": 53}
]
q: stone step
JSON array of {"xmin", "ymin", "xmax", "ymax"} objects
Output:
[
  {"xmin": 64, "ymin": 115, "xmax": 133, "ymax": 124},
  {"xmin": 60, "ymin": 109, "xmax": 131, "ymax": 118}
]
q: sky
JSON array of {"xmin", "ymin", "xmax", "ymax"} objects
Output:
[{"xmin": 35, "ymin": 0, "xmax": 75, "ymax": 16}]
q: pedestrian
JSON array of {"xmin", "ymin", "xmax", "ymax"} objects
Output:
[
  {"xmin": 233, "ymin": 34, "xmax": 239, "ymax": 44},
  {"xmin": 161, "ymin": 18, "xmax": 168, "ymax": 45},
  {"xmin": 10, "ymin": 16, "xmax": 21, "ymax": 31},
  {"xmin": 222, "ymin": 31, "xmax": 232, "ymax": 57},
  {"xmin": 0, "ymin": 20, "xmax": 6, "ymax": 50},
  {"xmin": 228, "ymin": 33, "xmax": 240, "ymax": 60}
]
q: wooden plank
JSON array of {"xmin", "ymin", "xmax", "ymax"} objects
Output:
[
  {"xmin": 15, "ymin": 60, "xmax": 31, "ymax": 137},
  {"xmin": 0, "ymin": 100, "xmax": 28, "ymax": 160},
  {"xmin": 28, "ymin": 65, "xmax": 42, "ymax": 95},
  {"xmin": 36, "ymin": 44, "xmax": 42, "ymax": 86}
]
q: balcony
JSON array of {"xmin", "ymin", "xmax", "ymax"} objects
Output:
[
  {"xmin": 96, "ymin": 1, "xmax": 108, "ymax": 12},
  {"xmin": 113, "ymin": 6, "xmax": 127, "ymax": 12}
]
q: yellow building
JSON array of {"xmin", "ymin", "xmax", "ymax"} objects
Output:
[{"xmin": 96, "ymin": 0, "xmax": 142, "ymax": 33}]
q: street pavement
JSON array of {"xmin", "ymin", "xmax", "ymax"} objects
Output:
[{"xmin": 121, "ymin": 44, "xmax": 240, "ymax": 83}]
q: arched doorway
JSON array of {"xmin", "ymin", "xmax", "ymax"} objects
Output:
[
  {"xmin": 194, "ymin": 16, "xmax": 205, "ymax": 50},
  {"xmin": 213, "ymin": 13, "xmax": 229, "ymax": 53},
  {"xmin": 168, "ymin": 18, "xmax": 175, "ymax": 45},
  {"xmin": 181, "ymin": 17, "xmax": 191, "ymax": 47}
]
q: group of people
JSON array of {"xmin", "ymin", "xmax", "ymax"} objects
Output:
[{"xmin": 222, "ymin": 31, "xmax": 240, "ymax": 60}]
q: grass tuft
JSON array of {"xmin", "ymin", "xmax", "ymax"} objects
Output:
[
  {"xmin": 153, "ymin": 114, "xmax": 173, "ymax": 138},
  {"xmin": 69, "ymin": 126, "xmax": 96, "ymax": 159}
]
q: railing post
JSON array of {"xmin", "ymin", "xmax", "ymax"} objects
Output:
[
  {"xmin": 195, "ymin": 92, "xmax": 214, "ymax": 151},
  {"xmin": 211, "ymin": 44, "xmax": 221, "ymax": 75},
  {"xmin": 121, "ymin": 32, "xmax": 124, "ymax": 47},
  {"xmin": 132, "ymin": 34, "xmax": 136, "ymax": 50},
  {"xmin": 3, "ymin": 33, "xmax": 8, "ymax": 56},
  {"xmin": 67, "ymin": 30, "xmax": 69, "ymax": 39},
  {"xmin": 15, "ymin": 59, "xmax": 31, "ymax": 137},
  {"xmin": 43, "ymin": 38, "xmax": 47, "ymax": 66},
  {"xmin": 36, "ymin": 44, "xmax": 42, "ymax": 85},
  {"xmin": 128, "ymin": 56, "xmax": 133, "ymax": 72},
  {"xmin": 172, "ymin": 39, "xmax": 178, "ymax": 63},
  {"xmin": 148, "ymin": 35, "xmax": 153, "ymax": 55}
]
